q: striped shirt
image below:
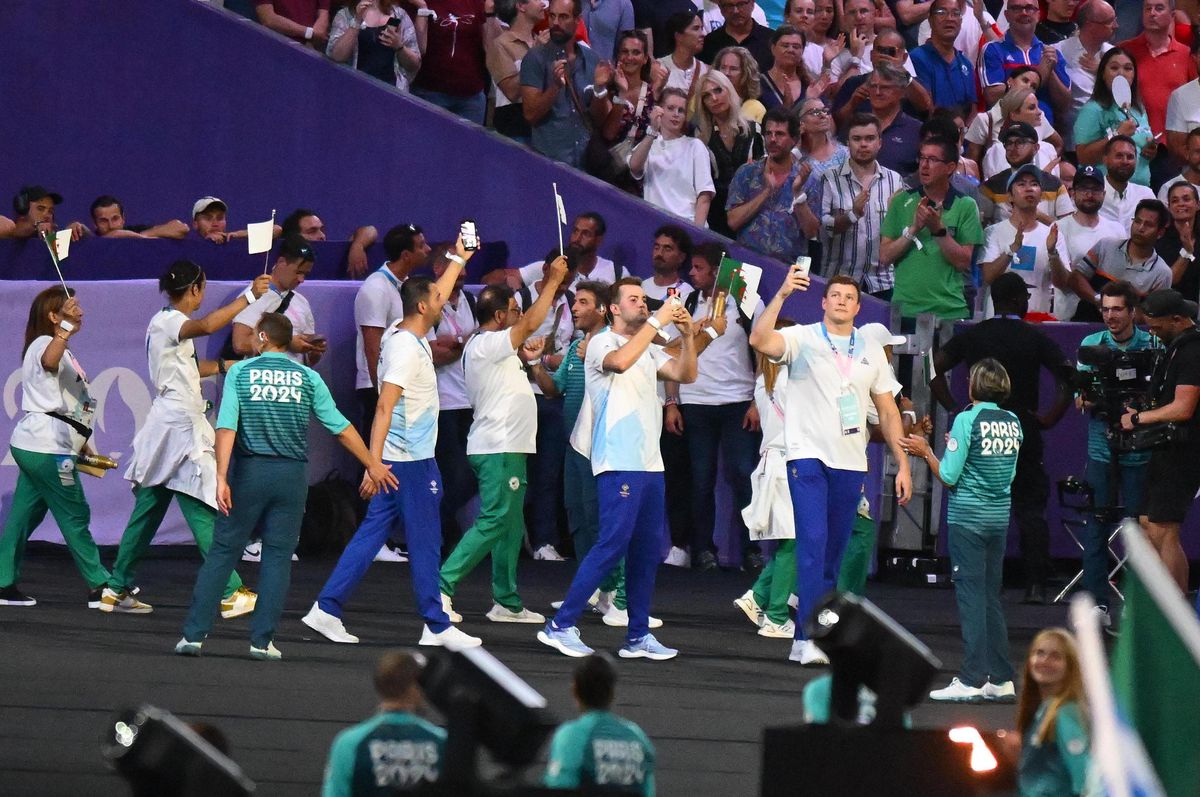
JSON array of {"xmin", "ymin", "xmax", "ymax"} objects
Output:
[
  {"xmin": 819, "ymin": 160, "xmax": 904, "ymax": 294},
  {"xmin": 940, "ymin": 401, "xmax": 1022, "ymax": 530},
  {"xmin": 217, "ymin": 352, "xmax": 350, "ymax": 461}
]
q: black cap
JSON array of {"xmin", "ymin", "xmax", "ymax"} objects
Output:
[
  {"xmin": 278, "ymin": 234, "xmax": 315, "ymax": 263},
  {"xmin": 1141, "ymin": 289, "xmax": 1199, "ymax": 319},
  {"xmin": 998, "ymin": 121, "xmax": 1038, "ymax": 143},
  {"xmin": 1073, "ymin": 165, "xmax": 1105, "ymax": 189},
  {"xmin": 991, "ymin": 272, "xmax": 1033, "ymax": 305},
  {"xmin": 15, "ymin": 185, "xmax": 63, "ymax": 215},
  {"xmin": 1006, "ymin": 163, "xmax": 1047, "ymax": 193}
]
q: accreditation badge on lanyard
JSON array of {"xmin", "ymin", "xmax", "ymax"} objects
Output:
[{"xmin": 822, "ymin": 323, "xmax": 860, "ymax": 436}]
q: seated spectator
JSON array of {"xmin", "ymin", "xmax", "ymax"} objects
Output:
[
  {"xmin": 580, "ymin": 0, "xmax": 634, "ymax": 70},
  {"xmin": 699, "ymin": 0, "xmax": 774, "ymax": 71},
  {"xmin": 698, "ymin": 0, "xmax": 771, "ymax": 39},
  {"xmin": 829, "ymin": 0, "xmax": 878, "ymax": 86},
  {"xmin": 255, "ymin": 0, "xmax": 330, "ymax": 47},
  {"xmin": 831, "ymin": 27, "xmax": 929, "ymax": 131},
  {"xmin": 656, "ymin": 8, "xmax": 709, "ymax": 109},
  {"xmin": 409, "ymin": 0, "xmax": 493, "ymax": 124},
  {"xmin": 1074, "ymin": 48, "xmax": 1155, "ymax": 188},
  {"xmin": 1069, "ymin": 199, "xmax": 1172, "ymax": 321},
  {"xmin": 979, "ymin": 0, "xmax": 1072, "ymax": 125},
  {"xmin": 1158, "ymin": 182, "xmax": 1200, "ymax": 296},
  {"xmin": 487, "ymin": 0, "xmax": 542, "ymax": 143},
  {"xmin": 591, "ymin": 29, "xmax": 664, "ymax": 188},
  {"xmin": 1035, "ymin": 0, "xmax": 1077, "ymax": 45},
  {"xmin": 1158, "ymin": 126, "xmax": 1200, "ymax": 204},
  {"xmin": 628, "ymin": 87, "xmax": 716, "ymax": 227},
  {"xmin": 544, "ymin": 654, "xmax": 655, "ymax": 795},
  {"xmin": 1012, "ymin": 629, "xmax": 1090, "ymax": 797},
  {"xmin": 759, "ymin": 25, "xmax": 812, "ymax": 114},
  {"xmin": 321, "ymin": 651, "xmax": 445, "ymax": 795},
  {"xmin": 726, "ymin": 108, "xmax": 809, "ymax": 262},
  {"xmin": 909, "ymin": 0, "xmax": 977, "ymax": 111},
  {"xmin": 190, "ymin": 196, "xmax": 257, "ymax": 245},
  {"xmin": 864, "ymin": 63, "xmax": 922, "ymax": 177},
  {"xmin": 521, "ymin": 0, "xmax": 607, "ymax": 168},
  {"xmin": 695, "ymin": 69, "xmax": 764, "ymax": 238},
  {"xmin": 981, "ymin": 90, "xmax": 1062, "ymax": 181},
  {"xmin": 965, "ymin": 66, "xmax": 1061, "ymax": 166},
  {"xmin": 280, "ymin": 207, "xmax": 380, "ymax": 277},
  {"xmin": 977, "ymin": 122, "xmax": 1074, "ymax": 226},
  {"xmin": 713, "ymin": 45, "xmax": 767, "ymax": 123},
  {"xmin": 633, "ymin": 0, "xmax": 697, "ymax": 58},
  {"xmin": 89, "ymin": 195, "xmax": 187, "ymax": 239},
  {"xmin": 326, "ymin": 0, "xmax": 425, "ymax": 92},
  {"xmin": 0, "ymin": 185, "xmax": 87, "ymax": 242}
]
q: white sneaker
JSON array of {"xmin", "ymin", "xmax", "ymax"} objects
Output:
[
  {"xmin": 788, "ymin": 640, "xmax": 829, "ymax": 666},
  {"xmin": 663, "ymin": 546, "xmax": 691, "ymax": 568},
  {"xmin": 551, "ymin": 599, "xmax": 564, "ymax": 610},
  {"xmin": 733, "ymin": 590, "xmax": 764, "ymax": 628},
  {"xmin": 486, "ymin": 604, "xmax": 546, "ymax": 624},
  {"xmin": 99, "ymin": 587, "xmax": 153, "ymax": 614},
  {"xmin": 594, "ymin": 590, "xmax": 614, "ymax": 615},
  {"xmin": 301, "ymin": 602, "xmax": 359, "ymax": 644},
  {"xmin": 982, "ymin": 680, "xmax": 1016, "ymax": 702},
  {"xmin": 441, "ymin": 594, "xmax": 462, "ymax": 623},
  {"xmin": 291, "ymin": 552, "xmax": 299, "ymax": 562},
  {"xmin": 249, "ymin": 641, "xmax": 283, "ymax": 661},
  {"xmin": 533, "ymin": 544, "xmax": 566, "ymax": 561},
  {"xmin": 220, "ymin": 588, "xmax": 257, "ymax": 620},
  {"xmin": 241, "ymin": 541, "xmax": 262, "ymax": 562},
  {"xmin": 373, "ymin": 545, "xmax": 408, "ymax": 563},
  {"xmin": 419, "ymin": 624, "xmax": 482, "ymax": 649},
  {"xmin": 758, "ymin": 619, "xmax": 795, "ymax": 639},
  {"xmin": 930, "ymin": 677, "xmax": 985, "ymax": 702},
  {"xmin": 600, "ymin": 605, "xmax": 663, "ymax": 629}
]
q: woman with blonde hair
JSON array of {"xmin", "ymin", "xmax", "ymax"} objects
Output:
[
  {"xmin": 1014, "ymin": 628, "xmax": 1090, "ymax": 797},
  {"xmin": 713, "ymin": 46, "xmax": 767, "ymax": 123},
  {"xmin": 695, "ymin": 69, "xmax": 764, "ymax": 238},
  {"xmin": 981, "ymin": 87, "xmax": 1064, "ymax": 181}
]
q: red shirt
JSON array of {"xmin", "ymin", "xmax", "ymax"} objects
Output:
[
  {"xmin": 258, "ymin": 0, "xmax": 329, "ymax": 36},
  {"xmin": 1119, "ymin": 33, "xmax": 1198, "ymax": 135},
  {"xmin": 410, "ymin": 0, "xmax": 489, "ymax": 97}
]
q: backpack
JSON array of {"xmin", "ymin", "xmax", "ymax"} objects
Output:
[{"xmin": 297, "ymin": 470, "xmax": 365, "ymax": 557}]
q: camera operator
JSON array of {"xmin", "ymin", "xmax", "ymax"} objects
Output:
[
  {"xmin": 1120, "ymin": 289, "xmax": 1200, "ymax": 592},
  {"xmin": 1075, "ymin": 281, "xmax": 1157, "ymax": 625}
]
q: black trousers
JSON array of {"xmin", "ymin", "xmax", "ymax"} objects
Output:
[
  {"xmin": 435, "ymin": 408, "xmax": 476, "ymax": 546},
  {"xmin": 661, "ymin": 426, "xmax": 695, "ymax": 551},
  {"xmin": 1012, "ymin": 419, "xmax": 1050, "ymax": 588}
]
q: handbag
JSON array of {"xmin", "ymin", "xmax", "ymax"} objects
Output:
[{"xmin": 584, "ymin": 83, "xmax": 648, "ymax": 180}]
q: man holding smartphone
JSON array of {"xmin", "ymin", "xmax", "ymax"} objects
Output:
[{"xmin": 230, "ymin": 235, "xmax": 326, "ymax": 366}]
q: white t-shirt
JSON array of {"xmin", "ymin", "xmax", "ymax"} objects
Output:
[
  {"xmin": 463, "ymin": 329, "xmax": 537, "ymax": 455},
  {"xmin": 145, "ymin": 308, "xmax": 203, "ymax": 412},
  {"xmin": 10, "ymin": 336, "xmax": 94, "ymax": 456},
  {"xmin": 829, "ymin": 47, "xmax": 916, "ymax": 82},
  {"xmin": 427, "ymin": 291, "xmax": 477, "ymax": 411},
  {"xmin": 678, "ymin": 292, "xmax": 761, "ymax": 405},
  {"xmin": 965, "ymin": 103, "xmax": 1056, "ymax": 148},
  {"xmin": 803, "ymin": 42, "xmax": 824, "ymax": 81},
  {"xmin": 698, "ymin": 0, "xmax": 768, "ymax": 32},
  {"xmin": 770, "ymin": 322, "xmax": 899, "ymax": 471},
  {"xmin": 1053, "ymin": 214, "xmax": 1126, "ymax": 321},
  {"xmin": 640, "ymin": 136, "xmax": 716, "ymax": 224},
  {"xmin": 234, "ymin": 287, "xmax": 316, "ymax": 365},
  {"xmin": 1165, "ymin": 79, "xmax": 1200, "ymax": 134},
  {"xmin": 917, "ymin": 3, "xmax": 998, "ymax": 68},
  {"xmin": 379, "ymin": 329, "xmax": 440, "ymax": 462},
  {"xmin": 754, "ymin": 367, "xmax": 787, "ymax": 455},
  {"xmin": 640, "ymin": 277, "xmax": 694, "ymax": 355},
  {"xmin": 354, "ymin": 266, "xmax": 406, "ymax": 390},
  {"xmin": 582, "ymin": 328, "xmax": 673, "ymax": 474},
  {"xmin": 656, "ymin": 55, "xmax": 708, "ymax": 95},
  {"xmin": 981, "ymin": 219, "xmax": 1070, "ymax": 316},
  {"xmin": 1100, "ymin": 179, "xmax": 1155, "ymax": 232},
  {"xmin": 519, "ymin": 256, "xmax": 619, "ymax": 287},
  {"xmin": 1059, "ymin": 37, "xmax": 1112, "ymax": 130}
]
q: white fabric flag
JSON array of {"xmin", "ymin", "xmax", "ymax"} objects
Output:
[
  {"xmin": 54, "ymin": 229, "xmax": 71, "ymax": 261},
  {"xmin": 246, "ymin": 219, "xmax": 274, "ymax": 255}
]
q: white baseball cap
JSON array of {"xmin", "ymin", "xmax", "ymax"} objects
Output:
[
  {"xmin": 858, "ymin": 322, "xmax": 906, "ymax": 348},
  {"xmin": 191, "ymin": 196, "xmax": 228, "ymax": 218}
]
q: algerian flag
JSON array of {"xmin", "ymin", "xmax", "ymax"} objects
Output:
[
  {"xmin": 54, "ymin": 229, "xmax": 72, "ymax": 261},
  {"xmin": 1111, "ymin": 521, "xmax": 1200, "ymax": 797},
  {"xmin": 247, "ymin": 217, "xmax": 275, "ymax": 255},
  {"xmin": 716, "ymin": 256, "xmax": 762, "ymax": 318}
]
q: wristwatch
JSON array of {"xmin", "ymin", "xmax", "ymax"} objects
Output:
[
  {"xmin": 932, "ymin": 226, "xmax": 947, "ymax": 238},
  {"xmin": 1131, "ymin": 411, "xmax": 1141, "ymax": 426}
]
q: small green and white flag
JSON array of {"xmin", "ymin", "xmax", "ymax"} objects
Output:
[{"xmin": 716, "ymin": 256, "xmax": 762, "ymax": 318}]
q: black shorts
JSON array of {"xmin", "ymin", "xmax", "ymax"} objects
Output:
[{"xmin": 1144, "ymin": 445, "xmax": 1200, "ymax": 524}]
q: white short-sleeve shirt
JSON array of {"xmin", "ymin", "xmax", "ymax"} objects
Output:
[
  {"xmin": 427, "ymin": 291, "xmax": 477, "ymax": 411},
  {"xmin": 463, "ymin": 329, "xmax": 537, "ymax": 455},
  {"xmin": 10, "ymin": 336, "xmax": 95, "ymax": 456},
  {"xmin": 641, "ymin": 136, "xmax": 717, "ymax": 224},
  {"xmin": 379, "ymin": 329, "xmax": 440, "ymax": 462},
  {"xmin": 980, "ymin": 219, "xmax": 1070, "ymax": 317},
  {"xmin": 354, "ymin": 267, "xmax": 406, "ymax": 390},
  {"xmin": 1052, "ymin": 214, "xmax": 1126, "ymax": 321},
  {"xmin": 1165, "ymin": 79, "xmax": 1200, "ymax": 134},
  {"xmin": 234, "ymin": 288, "xmax": 316, "ymax": 365},
  {"xmin": 772, "ymin": 322, "xmax": 900, "ymax": 471},
  {"xmin": 678, "ymin": 292, "xmax": 761, "ymax": 405},
  {"xmin": 583, "ymin": 328, "xmax": 673, "ymax": 474},
  {"xmin": 520, "ymin": 256, "xmax": 619, "ymax": 287},
  {"xmin": 145, "ymin": 308, "xmax": 204, "ymax": 411}
]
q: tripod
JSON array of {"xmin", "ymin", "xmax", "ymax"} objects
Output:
[{"xmin": 1053, "ymin": 436, "xmax": 1129, "ymax": 605}]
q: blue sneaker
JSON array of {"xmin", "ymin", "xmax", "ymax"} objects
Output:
[
  {"xmin": 537, "ymin": 622, "xmax": 594, "ymax": 657},
  {"xmin": 619, "ymin": 633, "xmax": 678, "ymax": 661}
]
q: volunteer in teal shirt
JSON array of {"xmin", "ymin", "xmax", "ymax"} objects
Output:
[
  {"xmin": 322, "ymin": 652, "xmax": 445, "ymax": 797},
  {"xmin": 905, "ymin": 358, "xmax": 1022, "ymax": 702},
  {"xmin": 176, "ymin": 313, "xmax": 396, "ymax": 661},
  {"xmin": 545, "ymin": 654, "xmax": 655, "ymax": 796},
  {"xmin": 1015, "ymin": 628, "xmax": 1090, "ymax": 797}
]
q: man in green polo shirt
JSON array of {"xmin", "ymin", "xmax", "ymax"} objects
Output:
[
  {"xmin": 176, "ymin": 313, "xmax": 396, "ymax": 661},
  {"xmin": 880, "ymin": 137, "xmax": 984, "ymax": 320}
]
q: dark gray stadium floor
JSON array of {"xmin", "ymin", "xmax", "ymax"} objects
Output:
[{"xmin": 0, "ymin": 544, "xmax": 1070, "ymax": 797}]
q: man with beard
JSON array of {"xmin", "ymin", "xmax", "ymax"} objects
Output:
[
  {"xmin": 516, "ymin": 212, "xmax": 624, "ymax": 288},
  {"xmin": 1049, "ymin": 166, "xmax": 1125, "ymax": 322},
  {"xmin": 727, "ymin": 108, "xmax": 812, "ymax": 264},
  {"xmin": 1098, "ymin": 136, "xmax": 1154, "ymax": 231},
  {"xmin": 1068, "ymin": 199, "xmax": 1173, "ymax": 322},
  {"xmin": 521, "ymin": 0, "xmax": 612, "ymax": 168},
  {"xmin": 819, "ymin": 112, "xmax": 906, "ymax": 300}
]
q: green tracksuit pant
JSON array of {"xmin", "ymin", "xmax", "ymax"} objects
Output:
[{"xmin": 751, "ymin": 540, "xmax": 796, "ymax": 626}]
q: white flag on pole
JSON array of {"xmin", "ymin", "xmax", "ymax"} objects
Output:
[
  {"xmin": 553, "ymin": 184, "xmax": 567, "ymax": 225},
  {"xmin": 54, "ymin": 229, "xmax": 72, "ymax": 261},
  {"xmin": 247, "ymin": 218, "xmax": 274, "ymax": 255}
]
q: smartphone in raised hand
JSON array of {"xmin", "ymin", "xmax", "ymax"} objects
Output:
[{"xmin": 460, "ymin": 220, "xmax": 479, "ymax": 251}]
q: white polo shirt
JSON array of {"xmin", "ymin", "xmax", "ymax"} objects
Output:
[
  {"xmin": 678, "ymin": 292, "xmax": 761, "ymax": 406},
  {"xmin": 771, "ymin": 322, "xmax": 900, "ymax": 471},
  {"xmin": 463, "ymin": 329, "xmax": 537, "ymax": 455},
  {"xmin": 428, "ymin": 291, "xmax": 477, "ymax": 411},
  {"xmin": 354, "ymin": 266, "xmax": 406, "ymax": 390},
  {"xmin": 379, "ymin": 330, "xmax": 440, "ymax": 462}
]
